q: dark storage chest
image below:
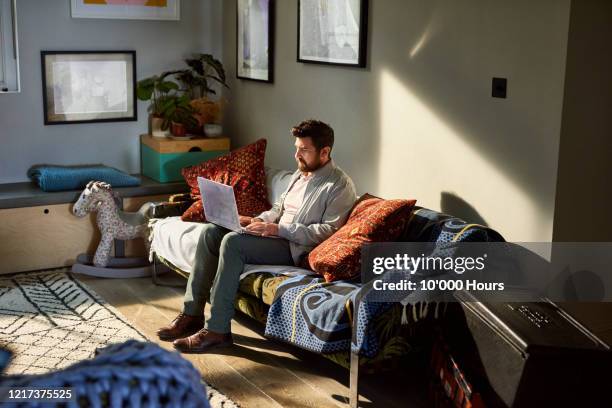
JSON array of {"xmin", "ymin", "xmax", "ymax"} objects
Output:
[{"xmin": 444, "ymin": 290, "xmax": 611, "ymax": 407}]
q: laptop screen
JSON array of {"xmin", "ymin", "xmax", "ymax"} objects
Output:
[{"xmin": 197, "ymin": 177, "xmax": 241, "ymax": 231}]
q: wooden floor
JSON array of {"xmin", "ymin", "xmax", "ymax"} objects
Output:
[{"xmin": 79, "ymin": 272, "xmax": 429, "ymax": 408}]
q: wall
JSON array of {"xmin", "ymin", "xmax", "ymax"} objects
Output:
[
  {"xmin": 553, "ymin": 0, "xmax": 612, "ymax": 242},
  {"xmin": 222, "ymin": 0, "xmax": 572, "ymax": 242},
  {"xmin": 551, "ymin": 0, "xmax": 612, "ymax": 343},
  {"xmin": 0, "ymin": 0, "xmax": 222, "ymax": 183}
]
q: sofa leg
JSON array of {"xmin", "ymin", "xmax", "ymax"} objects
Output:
[
  {"xmin": 349, "ymin": 348, "xmax": 360, "ymax": 408},
  {"xmin": 151, "ymin": 255, "xmax": 183, "ymax": 287},
  {"xmin": 152, "ymin": 256, "xmax": 161, "ymax": 285}
]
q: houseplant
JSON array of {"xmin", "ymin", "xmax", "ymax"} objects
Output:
[
  {"xmin": 158, "ymin": 94, "xmax": 199, "ymax": 138},
  {"xmin": 136, "ymin": 72, "xmax": 179, "ymax": 137},
  {"xmin": 174, "ymin": 54, "xmax": 229, "ymax": 130}
]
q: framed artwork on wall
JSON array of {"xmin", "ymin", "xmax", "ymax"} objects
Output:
[
  {"xmin": 298, "ymin": 0, "xmax": 368, "ymax": 67},
  {"xmin": 41, "ymin": 51, "xmax": 137, "ymax": 125},
  {"xmin": 71, "ymin": 0, "xmax": 180, "ymax": 21},
  {"xmin": 237, "ymin": 0, "xmax": 274, "ymax": 83}
]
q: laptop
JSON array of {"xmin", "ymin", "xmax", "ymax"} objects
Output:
[{"xmin": 197, "ymin": 177, "xmax": 277, "ymax": 237}]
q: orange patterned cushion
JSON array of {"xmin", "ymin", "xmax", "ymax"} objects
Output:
[
  {"xmin": 308, "ymin": 195, "xmax": 417, "ymax": 282},
  {"xmin": 181, "ymin": 139, "xmax": 270, "ymax": 222}
]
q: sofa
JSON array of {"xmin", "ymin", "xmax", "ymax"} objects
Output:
[{"xmin": 149, "ymin": 167, "xmax": 504, "ymax": 407}]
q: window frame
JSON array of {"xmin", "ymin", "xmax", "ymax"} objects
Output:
[{"xmin": 0, "ymin": 0, "xmax": 19, "ymax": 93}]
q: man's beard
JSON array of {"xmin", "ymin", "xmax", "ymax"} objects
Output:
[{"xmin": 297, "ymin": 157, "xmax": 322, "ymax": 172}]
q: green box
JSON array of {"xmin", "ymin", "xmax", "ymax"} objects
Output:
[{"xmin": 141, "ymin": 144, "xmax": 227, "ymax": 183}]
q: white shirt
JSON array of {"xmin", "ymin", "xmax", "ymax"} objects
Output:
[{"xmin": 278, "ymin": 173, "xmax": 313, "ymax": 225}]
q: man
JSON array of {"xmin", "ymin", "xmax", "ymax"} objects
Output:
[{"xmin": 157, "ymin": 119, "xmax": 357, "ymax": 353}]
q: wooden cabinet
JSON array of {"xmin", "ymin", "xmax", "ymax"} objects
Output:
[
  {"xmin": 141, "ymin": 134, "xmax": 230, "ymax": 182},
  {"xmin": 0, "ymin": 203, "xmax": 99, "ymax": 274},
  {"xmin": 0, "ymin": 176, "xmax": 187, "ymax": 275}
]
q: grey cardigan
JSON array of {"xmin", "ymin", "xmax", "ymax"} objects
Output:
[{"xmin": 256, "ymin": 160, "xmax": 357, "ymax": 265}]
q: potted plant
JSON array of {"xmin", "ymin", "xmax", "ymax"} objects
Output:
[
  {"xmin": 174, "ymin": 54, "xmax": 229, "ymax": 131},
  {"xmin": 136, "ymin": 72, "xmax": 179, "ymax": 137},
  {"xmin": 158, "ymin": 94, "xmax": 199, "ymax": 138}
]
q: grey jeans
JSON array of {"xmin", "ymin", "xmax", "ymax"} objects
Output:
[{"xmin": 183, "ymin": 223, "xmax": 294, "ymax": 333}]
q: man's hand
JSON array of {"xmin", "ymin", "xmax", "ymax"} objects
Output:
[
  {"xmin": 239, "ymin": 216, "xmax": 253, "ymax": 227},
  {"xmin": 245, "ymin": 222, "xmax": 279, "ymax": 237},
  {"xmin": 239, "ymin": 216, "xmax": 263, "ymax": 227}
]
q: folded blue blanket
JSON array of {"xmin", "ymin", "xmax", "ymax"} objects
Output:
[{"xmin": 28, "ymin": 165, "xmax": 140, "ymax": 192}]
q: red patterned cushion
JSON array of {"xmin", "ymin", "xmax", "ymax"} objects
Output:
[
  {"xmin": 181, "ymin": 139, "xmax": 270, "ymax": 222},
  {"xmin": 307, "ymin": 195, "xmax": 416, "ymax": 282}
]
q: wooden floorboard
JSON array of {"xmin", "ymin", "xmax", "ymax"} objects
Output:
[
  {"xmin": 78, "ymin": 274, "xmax": 420, "ymax": 408},
  {"xmin": 75, "ymin": 272, "xmax": 612, "ymax": 408}
]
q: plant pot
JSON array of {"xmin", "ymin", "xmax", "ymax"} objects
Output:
[
  {"xmin": 186, "ymin": 113, "xmax": 204, "ymax": 135},
  {"xmin": 170, "ymin": 122, "xmax": 187, "ymax": 137},
  {"xmin": 151, "ymin": 116, "xmax": 169, "ymax": 138}
]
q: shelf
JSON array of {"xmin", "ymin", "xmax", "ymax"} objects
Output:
[{"xmin": 0, "ymin": 175, "xmax": 188, "ymax": 209}]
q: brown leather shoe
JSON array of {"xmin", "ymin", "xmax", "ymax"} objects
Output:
[
  {"xmin": 173, "ymin": 329, "xmax": 233, "ymax": 353},
  {"xmin": 156, "ymin": 313, "xmax": 204, "ymax": 341}
]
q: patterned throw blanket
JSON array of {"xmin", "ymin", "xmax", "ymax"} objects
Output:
[
  {"xmin": 28, "ymin": 164, "xmax": 140, "ymax": 192},
  {"xmin": 264, "ymin": 220, "xmax": 505, "ymax": 358},
  {"xmin": 264, "ymin": 275, "xmax": 392, "ymax": 358}
]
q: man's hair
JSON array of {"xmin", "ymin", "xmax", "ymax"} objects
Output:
[{"xmin": 291, "ymin": 120, "xmax": 334, "ymax": 152}]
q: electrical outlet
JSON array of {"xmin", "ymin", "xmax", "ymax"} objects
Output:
[{"xmin": 492, "ymin": 77, "xmax": 507, "ymax": 98}]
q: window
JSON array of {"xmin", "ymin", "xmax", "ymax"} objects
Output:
[{"xmin": 0, "ymin": 0, "xmax": 19, "ymax": 93}]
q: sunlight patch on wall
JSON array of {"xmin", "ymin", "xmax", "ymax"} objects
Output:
[
  {"xmin": 378, "ymin": 69, "xmax": 552, "ymax": 241},
  {"xmin": 409, "ymin": 27, "xmax": 432, "ymax": 58}
]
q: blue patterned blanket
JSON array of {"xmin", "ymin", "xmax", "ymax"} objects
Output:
[
  {"xmin": 264, "ymin": 275, "xmax": 391, "ymax": 357},
  {"xmin": 264, "ymin": 219, "xmax": 505, "ymax": 357},
  {"xmin": 28, "ymin": 165, "xmax": 140, "ymax": 192}
]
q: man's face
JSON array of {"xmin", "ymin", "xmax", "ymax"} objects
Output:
[{"xmin": 294, "ymin": 137, "xmax": 328, "ymax": 172}]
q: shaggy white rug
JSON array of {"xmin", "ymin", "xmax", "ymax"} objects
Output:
[{"xmin": 0, "ymin": 270, "xmax": 239, "ymax": 407}]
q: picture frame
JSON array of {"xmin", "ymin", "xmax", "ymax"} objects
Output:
[
  {"xmin": 236, "ymin": 0, "xmax": 274, "ymax": 83},
  {"xmin": 298, "ymin": 0, "xmax": 368, "ymax": 68},
  {"xmin": 71, "ymin": 0, "xmax": 180, "ymax": 21},
  {"xmin": 41, "ymin": 51, "xmax": 137, "ymax": 125}
]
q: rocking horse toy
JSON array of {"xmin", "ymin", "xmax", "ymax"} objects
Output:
[{"xmin": 71, "ymin": 180, "xmax": 157, "ymax": 278}]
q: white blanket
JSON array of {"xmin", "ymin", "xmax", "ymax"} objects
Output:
[
  {"xmin": 150, "ymin": 217, "xmax": 316, "ymax": 279},
  {"xmin": 151, "ymin": 216, "xmax": 205, "ymax": 274}
]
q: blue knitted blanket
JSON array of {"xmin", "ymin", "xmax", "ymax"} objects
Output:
[
  {"xmin": 0, "ymin": 340, "xmax": 210, "ymax": 407},
  {"xmin": 28, "ymin": 165, "xmax": 140, "ymax": 192}
]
